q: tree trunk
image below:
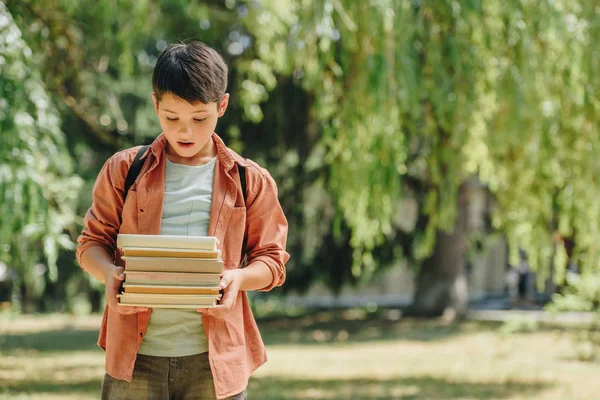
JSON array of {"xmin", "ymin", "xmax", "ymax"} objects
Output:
[
  {"xmin": 10, "ymin": 275, "xmax": 22, "ymax": 313},
  {"xmin": 410, "ymin": 184, "xmax": 469, "ymax": 320}
]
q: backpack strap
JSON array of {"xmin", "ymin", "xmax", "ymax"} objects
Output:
[
  {"xmin": 123, "ymin": 145, "xmax": 149, "ymax": 200},
  {"xmin": 238, "ymin": 164, "xmax": 247, "ymax": 205},
  {"xmin": 238, "ymin": 163, "xmax": 249, "ymax": 266}
]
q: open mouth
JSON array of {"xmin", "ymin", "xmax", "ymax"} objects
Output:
[{"xmin": 177, "ymin": 141, "xmax": 195, "ymax": 148}]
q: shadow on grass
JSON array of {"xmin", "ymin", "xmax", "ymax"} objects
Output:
[
  {"xmin": 0, "ymin": 327, "xmax": 99, "ymax": 353},
  {"xmin": 248, "ymin": 375, "xmax": 552, "ymax": 400},
  {"xmin": 257, "ymin": 310, "xmax": 502, "ymax": 346}
]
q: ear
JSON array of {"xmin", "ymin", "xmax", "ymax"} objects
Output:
[
  {"xmin": 217, "ymin": 93, "xmax": 230, "ymax": 118},
  {"xmin": 152, "ymin": 93, "xmax": 159, "ymax": 115}
]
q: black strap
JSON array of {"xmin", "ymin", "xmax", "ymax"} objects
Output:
[
  {"xmin": 123, "ymin": 145, "xmax": 149, "ymax": 200},
  {"xmin": 238, "ymin": 164, "xmax": 247, "ymax": 204},
  {"xmin": 238, "ymin": 164, "xmax": 249, "ymax": 266}
]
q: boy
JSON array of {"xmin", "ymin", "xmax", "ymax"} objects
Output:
[{"xmin": 77, "ymin": 42, "xmax": 290, "ymax": 399}]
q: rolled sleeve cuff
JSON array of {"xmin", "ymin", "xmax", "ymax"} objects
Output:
[
  {"xmin": 250, "ymin": 255, "xmax": 287, "ymax": 292},
  {"xmin": 76, "ymin": 241, "xmax": 114, "ymax": 270}
]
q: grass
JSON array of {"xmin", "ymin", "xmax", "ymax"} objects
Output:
[{"xmin": 1, "ymin": 310, "xmax": 599, "ymax": 399}]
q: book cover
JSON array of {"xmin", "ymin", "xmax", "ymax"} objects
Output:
[
  {"xmin": 117, "ymin": 234, "xmax": 218, "ymax": 250},
  {"xmin": 121, "ymin": 247, "xmax": 221, "ymax": 259},
  {"xmin": 123, "ymin": 284, "xmax": 221, "ymax": 295},
  {"xmin": 118, "ymin": 293, "xmax": 220, "ymax": 308},
  {"xmin": 123, "ymin": 257, "xmax": 224, "ymax": 274},
  {"xmin": 124, "ymin": 271, "xmax": 221, "ymax": 286}
]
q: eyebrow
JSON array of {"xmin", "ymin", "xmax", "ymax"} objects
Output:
[{"xmin": 162, "ymin": 108, "xmax": 209, "ymax": 114}]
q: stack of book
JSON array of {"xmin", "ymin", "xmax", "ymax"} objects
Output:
[{"xmin": 116, "ymin": 234, "xmax": 223, "ymax": 308}]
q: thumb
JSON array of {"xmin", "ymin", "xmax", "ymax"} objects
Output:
[
  {"xmin": 220, "ymin": 276, "xmax": 231, "ymax": 289},
  {"xmin": 114, "ymin": 266, "xmax": 125, "ymax": 281}
]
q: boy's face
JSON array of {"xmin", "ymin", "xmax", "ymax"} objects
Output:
[{"xmin": 153, "ymin": 92, "xmax": 229, "ymax": 164}]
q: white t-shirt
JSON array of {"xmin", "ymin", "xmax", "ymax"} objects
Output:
[{"xmin": 137, "ymin": 156, "xmax": 216, "ymax": 357}]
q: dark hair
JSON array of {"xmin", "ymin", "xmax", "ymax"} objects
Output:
[{"xmin": 152, "ymin": 41, "xmax": 228, "ymax": 104}]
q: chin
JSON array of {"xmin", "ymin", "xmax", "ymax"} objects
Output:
[{"xmin": 178, "ymin": 146, "xmax": 202, "ymax": 157}]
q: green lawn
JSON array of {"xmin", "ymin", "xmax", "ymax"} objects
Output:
[{"xmin": 1, "ymin": 310, "xmax": 599, "ymax": 399}]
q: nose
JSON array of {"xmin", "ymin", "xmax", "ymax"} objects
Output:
[{"xmin": 179, "ymin": 123, "xmax": 194, "ymax": 136}]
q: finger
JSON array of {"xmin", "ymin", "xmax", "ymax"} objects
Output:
[
  {"xmin": 221, "ymin": 295, "xmax": 234, "ymax": 309},
  {"xmin": 219, "ymin": 276, "xmax": 230, "ymax": 289},
  {"xmin": 218, "ymin": 290, "xmax": 230, "ymax": 303},
  {"xmin": 218, "ymin": 289, "xmax": 238, "ymax": 307},
  {"xmin": 216, "ymin": 297, "xmax": 230, "ymax": 312},
  {"xmin": 215, "ymin": 294, "xmax": 236, "ymax": 313},
  {"xmin": 114, "ymin": 269, "xmax": 125, "ymax": 281}
]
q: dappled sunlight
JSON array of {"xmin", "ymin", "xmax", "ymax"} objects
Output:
[
  {"xmin": 248, "ymin": 376, "xmax": 551, "ymax": 400},
  {"xmin": 0, "ymin": 316, "xmax": 104, "ymax": 398},
  {"xmin": 0, "ymin": 352, "xmax": 103, "ymax": 399},
  {"xmin": 258, "ymin": 309, "xmax": 489, "ymax": 346},
  {"xmin": 258, "ymin": 331, "xmax": 581, "ymax": 382},
  {"xmin": 0, "ymin": 314, "xmax": 101, "ymax": 334},
  {"xmin": 1, "ymin": 314, "xmax": 600, "ymax": 399},
  {"xmin": 2, "ymin": 378, "xmax": 101, "ymax": 400}
]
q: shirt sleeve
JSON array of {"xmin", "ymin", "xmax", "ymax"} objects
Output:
[
  {"xmin": 76, "ymin": 152, "xmax": 130, "ymax": 268},
  {"xmin": 244, "ymin": 169, "xmax": 290, "ymax": 292}
]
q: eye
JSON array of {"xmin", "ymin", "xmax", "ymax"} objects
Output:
[
  {"xmin": 194, "ymin": 118, "xmax": 207, "ymax": 123},
  {"xmin": 166, "ymin": 117, "xmax": 179, "ymax": 121}
]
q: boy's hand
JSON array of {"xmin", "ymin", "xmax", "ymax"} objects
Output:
[
  {"xmin": 197, "ymin": 269, "xmax": 242, "ymax": 318},
  {"xmin": 105, "ymin": 266, "xmax": 148, "ymax": 315}
]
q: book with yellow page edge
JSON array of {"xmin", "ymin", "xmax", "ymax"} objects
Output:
[
  {"xmin": 118, "ymin": 293, "xmax": 221, "ymax": 308},
  {"xmin": 117, "ymin": 234, "xmax": 220, "ymax": 258},
  {"xmin": 124, "ymin": 271, "xmax": 221, "ymax": 286},
  {"xmin": 122, "ymin": 284, "xmax": 221, "ymax": 295},
  {"xmin": 117, "ymin": 234, "xmax": 219, "ymax": 250},
  {"xmin": 121, "ymin": 247, "xmax": 221, "ymax": 259},
  {"xmin": 122, "ymin": 257, "xmax": 224, "ymax": 273},
  {"xmin": 116, "ymin": 234, "xmax": 223, "ymax": 308}
]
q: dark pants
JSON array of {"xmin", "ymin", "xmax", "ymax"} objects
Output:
[{"xmin": 101, "ymin": 352, "xmax": 247, "ymax": 400}]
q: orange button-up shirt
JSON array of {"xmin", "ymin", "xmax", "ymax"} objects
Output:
[{"xmin": 77, "ymin": 133, "xmax": 290, "ymax": 399}]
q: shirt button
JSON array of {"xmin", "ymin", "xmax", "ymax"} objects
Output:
[{"xmin": 139, "ymin": 332, "xmax": 144, "ymax": 337}]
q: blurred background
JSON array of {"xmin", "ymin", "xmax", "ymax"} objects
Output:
[{"xmin": 1, "ymin": 0, "xmax": 600, "ymax": 399}]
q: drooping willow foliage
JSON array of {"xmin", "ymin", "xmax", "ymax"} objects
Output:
[
  {"xmin": 0, "ymin": 3, "xmax": 82, "ymax": 307},
  {"xmin": 239, "ymin": 0, "xmax": 600, "ymax": 283},
  {"xmin": 3, "ymin": 0, "xmax": 600, "ymax": 310}
]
